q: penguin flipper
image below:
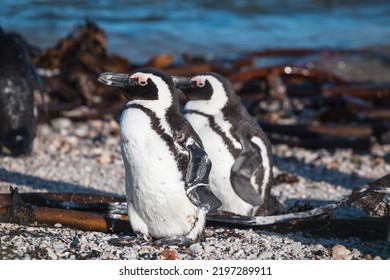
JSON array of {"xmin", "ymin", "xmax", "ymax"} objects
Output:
[
  {"xmin": 230, "ymin": 136, "xmax": 265, "ymax": 206},
  {"xmin": 185, "ymin": 138, "xmax": 222, "ymax": 211}
]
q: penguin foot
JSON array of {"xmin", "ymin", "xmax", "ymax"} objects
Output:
[
  {"xmin": 108, "ymin": 236, "xmax": 138, "ymax": 247},
  {"xmin": 154, "ymin": 236, "xmax": 194, "ymax": 247}
]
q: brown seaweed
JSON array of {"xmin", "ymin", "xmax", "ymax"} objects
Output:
[{"xmin": 7, "ymin": 20, "xmax": 387, "ymax": 150}]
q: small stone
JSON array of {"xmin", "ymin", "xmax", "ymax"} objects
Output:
[
  {"xmin": 189, "ymin": 243, "xmax": 202, "ymax": 253},
  {"xmin": 101, "ymin": 252, "xmax": 115, "ymax": 259},
  {"xmin": 290, "ymin": 242, "xmax": 302, "ymax": 254},
  {"xmin": 351, "ymin": 248, "xmax": 361, "ymax": 259},
  {"xmin": 54, "ymin": 223, "xmax": 62, "ymax": 228},
  {"xmin": 90, "ymin": 120, "xmax": 103, "ymax": 130},
  {"xmin": 39, "ymin": 242, "xmax": 48, "ymax": 249},
  {"xmin": 59, "ymin": 139, "xmax": 73, "ymax": 154},
  {"xmin": 91, "ymin": 147, "xmax": 103, "ymax": 156},
  {"xmin": 109, "ymin": 120, "xmax": 120, "ymax": 136},
  {"xmin": 331, "ymin": 244, "xmax": 353, "ymax": 260},
  {"xmin": 233, "ymin": 249, "xmax": 244, "ymax": 259},
  {"xmin": 99, "ymin": 151, "xmax": 112, "ymax": 164},
  {"xmin": 258, "ymin": 251, "xmax": 273, "ymax": 259},
  {"xmin": 53, "ymin": 243, "xmax": 65, "ymax": 253},
  {"xmin": 79, "ymin": 236, "xmax": 88, "ymax": 247},
  {"xmin": 364, "ymin": 254, "xmax": 373, "ymax": 260},
  {"xmin": 204, "ymin": 228, "xmax": 214, "ymax": 237},
  {"xmin": 74, "ymin": 125, "xmax": 89, "ymax": 138},
  {"xmin": 67, "ymin": 136, "xmax": 79, "ymax": 147},
  {"xmin": 372, "ymin": 156, "xmax": 384, "ymax": 165},
  {"xmin": 46, "ymin": 248, "xmax": 58, "ymax": 260},
  {"xmin": 121, "ymin": 251, "xmax": 137, "ymax": 259},
  {"xmin": 48, "ymin": 138, "xmax": 62, "ymax": 153},
  {"xmin": 274, "ymin": 172, "xmax": 299, "ymax": 185},
  {"xmin": 161, "ymin": 249, "xmax": 179, "ymax": 260},
  {"xmin": 204, "ymin": 244, "xmax": 215, "ymax": 253},
  {"xmin": 52, "ymin": 117, "xmax": 72, "ymax": 131},
  {"xmin": 326, "ymin": 161, "xmax": 339, "ymax": 169}
]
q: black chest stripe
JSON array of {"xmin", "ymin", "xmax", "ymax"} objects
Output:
[
  {"xmin": 125, "ymin": 104, "xmax": 181, "ymax": 165},
  {"xmin": 184, "ymin": 109, "xmax": 241, "ymax": 157}
]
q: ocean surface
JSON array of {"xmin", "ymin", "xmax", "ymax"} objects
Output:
[{"xmin": 1, "ymin": 0, "xmax": 390, "ymax": 63}]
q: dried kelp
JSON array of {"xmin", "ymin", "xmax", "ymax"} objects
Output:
[{"xmin": 24, "ymin": 21, "xmax": 390, "ymax": 149}]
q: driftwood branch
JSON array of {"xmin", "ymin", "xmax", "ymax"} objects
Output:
[
  {"xmin": 266, "ymin": 133, "xmax": 372, "ymax": 150},
  {"xmin": 258, "ymin": 122, "xmax": 374, "ymax": 150},
  {"xmin": 323, "ymin": 83, "xmax": 390, "ymax": 100},
  {"xmin": 0, "ymin": 187, "xmax": 129, "ymax": 233},
  {"xmin": 0, "ymin": 174, "xmax": 389, "ymax": 245},
  {"xmin": 215, "ymin": 217, "xmax": 387, "ymax": 241}
]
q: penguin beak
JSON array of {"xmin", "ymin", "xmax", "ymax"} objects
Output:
[
  {"xmin": 98, "ymin": 72, "xmax": 138, "ymax": 89},
  {"xmin": 172, "ymin": 76, "xmax": 193, "ymax": 90}
]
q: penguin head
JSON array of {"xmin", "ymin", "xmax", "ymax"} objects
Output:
[
  {"xmin": 98, "ymin": 68, "xmax": 176, "ymax": 111},
  {"xmin": 174, "ymin": 72, "xmax": 232, "ymax": 114}
]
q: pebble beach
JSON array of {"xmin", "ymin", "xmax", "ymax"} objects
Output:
[{"xmin": 1, "ymin": 118, "xmax": 389, "ymax": 260}]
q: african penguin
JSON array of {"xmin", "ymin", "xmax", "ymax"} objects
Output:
[
  {"xmin": 98, "ymin": 68, "xmax": 221, "ymax": 246},
  {"xmin": 173, "ymin": 72, "xmax": 273, "ymax": 216}
]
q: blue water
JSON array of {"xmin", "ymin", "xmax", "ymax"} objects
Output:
[{"xmin": 1, "ymin": 0, "xmax": 390, "ymax": 63}]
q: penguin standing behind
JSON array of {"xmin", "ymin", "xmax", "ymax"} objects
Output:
[
  {"xmin": 98, "ymin": 68, "xmax": 221, "ymax": 246},
  {"xmin": 174, "ymin": 72, "xmax": 273, "ymax": 216}
]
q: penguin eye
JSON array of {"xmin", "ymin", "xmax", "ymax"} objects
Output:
[
  {"xmin": 138, "ymin": 79, "xmax": 148, "ymax": 86},
  {"xmin": 197, "ymin": 81, "xmax": 205, "ymax": 88},
  {"xmin": 130, "ymin": 73, "xmax": 148, "ymax": 86},
  {"xmin": 191, "ymin": 76, "xmax": 206, "ymax": 88}
]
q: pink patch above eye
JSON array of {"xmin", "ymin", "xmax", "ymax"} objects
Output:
[
  {"xmin": 191, "ymin": 76, "xmax": 206, "ymax": 87},
  {"xmin": 130, "ymin": 73, "xmax": 148, "ymax": 86}
]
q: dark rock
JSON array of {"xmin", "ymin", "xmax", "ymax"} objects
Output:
[{"xmin": 0, "ymin": 28, "xmax": 41, "ymax": 155}]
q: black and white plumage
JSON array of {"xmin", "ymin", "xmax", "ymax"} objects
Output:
[
  {"xmin": 174, "ymin": 72, "xmax": 273, "ymax": 216},
  {"xmin": 98, "ymin": 68, "xmax": 221, "ymax": 245}
]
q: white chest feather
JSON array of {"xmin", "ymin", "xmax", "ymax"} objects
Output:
[{"xmin": 120, "ymin": 108, "xmax": 202, "ymax": 238}]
